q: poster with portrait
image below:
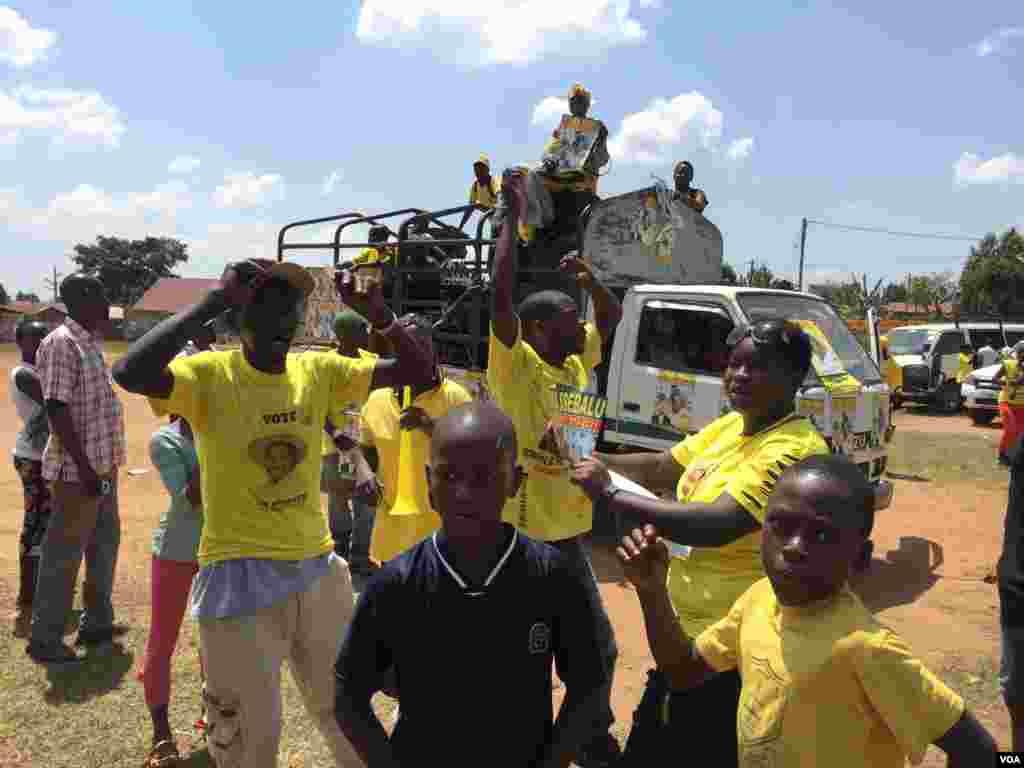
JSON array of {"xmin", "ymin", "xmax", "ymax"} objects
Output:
[
  {"xmin": 545, "ymin": 115, "xmax": 602, "ymax": 174},
  {"xmin": 247, "ymin": 429, "xmax": 312, "ymax": 511},
  {"xmin": 537, "ymin": 385, "xmax": 607, "ymax": 465}
]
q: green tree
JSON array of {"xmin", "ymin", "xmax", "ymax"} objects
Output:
[
  {"xmin": 748, "ymin": 263, "xmax": 774, "ymax": 288},
  {"xmin": 907, "ymin": 271, "xmax": 957, "ymax": 318},
  {"xmin": 70, "ymin": 236, "xmax": 188, "ymax": 307},
  {"xmin": 16, "ymin": 291, "xmax": 40, "ymax": 303},
  {"xmin": 959, "ymin": 229, "xmax": 1024, "ymax": 315},
  {"xmin": 882, "ymin": 283, "xmax": 908, "ymax": 303},
  {"xmin": 721, "ymin": 263, "xmax": 739, "ymax": 285},
  {"xmin": 770, "ymin": 278, "xmax": 796, "ymax": 291},
  {"xmin": 0, "ymin": 283, "xmax": 8, "ymax": 305}
]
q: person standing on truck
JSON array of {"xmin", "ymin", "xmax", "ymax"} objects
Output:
[
  {"xmin": 488, "ymin": 171, "xmax": 623, "ymax": 768},
  {"xmin": 994, "ymin": 341, "xmax": 1024, "ymax": 467},
  {"xmin": 670, "ymin": 160, "xmax": 708, "ymax": 215},
  {"xmin": 978, "ymin": 341, "xmax": 1000, "ymax": 368},
  {"xmin": 458, "ymin": 154, "xmax": 501, "ymax": 231},
  {"xmin": 111, "ymin": 258, "xmax": 436, "ymax": 768},
  {"xmin": 569, "ymin": 318, "xmax": 830, "ymax": 768}
]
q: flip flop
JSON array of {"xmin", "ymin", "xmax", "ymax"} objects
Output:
[{"xmin": 142, "ymin": 739, "xmax": 179, "ymax": 768}]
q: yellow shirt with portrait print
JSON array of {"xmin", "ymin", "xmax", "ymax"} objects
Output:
[
  {"xmin": 322, "ymin": 348, "xmax": 379, "ymax": 457},
  {"xmin": 695, "ymin": 578, "xmax": 964, "ymax": 767},
  {"xmin": 1000, "ymin": 358, "xmax": 1024, "ymax": 406},
  {"xmin": 667, "ymin": 411, "xmax": 828, "ymax": 635},
  {"xmin": 487, "ymin": 320, "xmax": 603, "ymax": 542},
  {"xmin": 360, "ymin": 378, "xmax": 473, "ymax": 563},
  {"xmin": 149, "ymin": 349, "xmax": 374, "ymax": 566}
]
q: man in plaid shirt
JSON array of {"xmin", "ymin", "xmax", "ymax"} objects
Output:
[{"xmin": 27, "ymin": 274, "xmax": 127, "ymax": 665}]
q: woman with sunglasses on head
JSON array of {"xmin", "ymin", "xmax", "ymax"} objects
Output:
[{"xmin": 571, "ymin": 318, "xmax": 830, "ymax": 767}]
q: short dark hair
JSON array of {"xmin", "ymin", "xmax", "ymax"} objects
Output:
[
  {"xmin": 59, "ymin": 273, "xmax": 104, "ymax": 311},
  {"xmin": 397, "ymin": 313, "xmax": 434, "ymax": 337},
  {"xmin": 517, "ymin": 290, "xmax": 576, "ymax": 325},
  {"xmin": 780, "ymin": 454, "xmax": 875, "ymax": 536},
  {"xmin": 731, "ymin": 317, "xmax": 813, "ymax": 384},
  {"xmin": 15, "ymin": 319, "xmax": 48, "ymax": 342}
]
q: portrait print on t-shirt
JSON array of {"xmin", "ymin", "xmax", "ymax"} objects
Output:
[{"xmin": 247, "ymin": 409, "xmax": 313, "ymax": 511}]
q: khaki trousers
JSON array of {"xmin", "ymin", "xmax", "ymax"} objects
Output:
[{"xmin": 199, "ymin": 556, "xmax": 362, "ymax": 767}]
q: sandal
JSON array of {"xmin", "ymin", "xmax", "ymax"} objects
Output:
[{"xmin": 143, "ymin": 739, "xmax": 179, "ymax": 768}]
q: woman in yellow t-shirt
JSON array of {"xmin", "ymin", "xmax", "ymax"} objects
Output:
[
  {"xmin": 572, "ymin": 318, "xmax": 829, "ymax": 767},
  {"xmin": 993, "ymin": 341, "xmax": 1024, "ymax": 465}
]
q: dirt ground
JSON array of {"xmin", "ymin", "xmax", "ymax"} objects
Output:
[{"xmin": 0, "ymin": 345, "xmax": 1013, "ymax": 765}]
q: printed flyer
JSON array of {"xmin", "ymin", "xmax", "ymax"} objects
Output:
[{"xmin": 538, "ymin": 385, "xmax": 608, "ymax": 465}]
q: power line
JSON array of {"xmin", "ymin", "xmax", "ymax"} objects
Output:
[{"xmin": 806, "ymin": 219, "xmax": 984, "ymax": 243}]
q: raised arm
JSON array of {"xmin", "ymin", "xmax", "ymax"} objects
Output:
[
  {"xmin": 619, "ymin": 526, "xmax": 717, "ymax": 690},
  {"xmin": 490, "ymin": 171, "xmax": 526, "ymax": 347},
  {"xmin": 112, "ymin": 260, "xmax": 267, "ymax": 396},
  {"xmin": 559, "ymin": 256, "xmax": 622, "ymax": 341}
]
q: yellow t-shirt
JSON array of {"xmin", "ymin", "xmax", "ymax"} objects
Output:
[
  {"xmin": 360, "ymin": 379, "xmax": 473, "ymax": 562},
  {"xmin": 149, "ymin": 349, "xmax": 375, "ymax": 566},
  {"xmin": 955, "ymin": 353, "xmax": 972, "ymax": 385},
  {"xmin": 884, "ymin": 357, "xmax": 902, "ymax": 392},
  {"xmin": 696, "ymin": 578, "xmax": 965, "ymax": 767},
  {"xmin": 1001, "ymin": 359, "xmax": 1024, "ymax": 405},
  {"xmin": 667, "ymin": 412, "xmax": 829, "ymax": 635},
  {"xmin": 469, "ymin": 177, "xmax": 501, "ymax": 209},
  {"xmin": 486, "ymin": 320, "xmax": 603, "ymax": 542},
  {"xmin": 322, "ymin": 349, "xmax": 379, "ymax": 456}
]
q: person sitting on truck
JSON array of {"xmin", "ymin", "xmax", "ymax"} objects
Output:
[
  {"xmin": 993, "ymin": 341, "xmax": 1024, "ymax": 466},
  {"xmin": 569, "ymin": 318, "xmax": 830, "ymax": 768},
  {"xmin": 352, "ymin": 225, "xmax": 394, "ymax": 268},
  {"xmin": 458, "ymin": 154, "xmax": 501, "ymax": 231},
  {"xmin": 488, "ymin": 170, "xmax": 624, "ymax": 768},
  {"xmin": 671, "ymin": 160, "xmax": 708, "ymax": 215},
  {"xmin": 498, "ymin": 83, "xmax": 610, "ymax": 246},
  {"xmin": 978, "ymin": 342, "xmax": 1000, "ymax": 368}
]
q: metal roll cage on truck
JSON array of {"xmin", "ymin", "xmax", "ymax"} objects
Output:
[{"xmin": 277, "ymin": 185, "xmax": 894, "ymax": 517}]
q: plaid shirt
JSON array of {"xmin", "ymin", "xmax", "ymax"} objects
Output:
[{"xmin": 38, "ymin": 318, "xmax": 126, "ymax": 482}]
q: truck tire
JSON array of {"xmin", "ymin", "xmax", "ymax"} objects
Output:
[
  {"xmin": 936, "ymin": 382, "xmax": 962, "ymax": 414},
  {"xmin": 970, "ymin": 410, "xmax": 996, "ymax": 426}
]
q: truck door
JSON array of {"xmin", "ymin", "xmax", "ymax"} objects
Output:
[{"xmin": 604, "ymin": 298, "xmax": 736, "ymax": 452}]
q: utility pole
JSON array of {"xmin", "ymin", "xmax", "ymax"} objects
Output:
[
  {"xmin": 747, "ymin": 259, "xmax": 756, "ymax": 286},
  {"xmin": 797, "ymin": 217, "xmax": 808, "ymax": 291},
  {"xmin": 43, "ymin": 266, "xmax": 62, "ymax": 304}
]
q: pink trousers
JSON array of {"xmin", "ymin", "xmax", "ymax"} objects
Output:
[{"xmin": 137, "ymin": 557, "xmax": 200, "ymax": 708}]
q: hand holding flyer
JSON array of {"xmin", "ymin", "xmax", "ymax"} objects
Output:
[{"xmin": 542, "ymin": 385, "xmax": 608, "ymax": 465}]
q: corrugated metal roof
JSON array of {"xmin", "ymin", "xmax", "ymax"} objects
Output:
[{"xmin": 133, "ymin": 278, "xmax": 220, "ymax": 313}]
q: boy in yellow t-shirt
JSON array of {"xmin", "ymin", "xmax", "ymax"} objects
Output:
[
  {"xmin": 617, "ymin": 454, "xmax": 997, "ymax": 767},
  {"xmin": 994, "ymin": 342, "xmax": 1024, "ymax": 465}
]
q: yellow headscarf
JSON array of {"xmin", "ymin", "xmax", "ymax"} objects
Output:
[{"xmin": 568, "ymin": 82, "xmax": 591, "ymax": 100}]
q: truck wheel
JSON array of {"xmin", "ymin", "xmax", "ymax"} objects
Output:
[
  {"xmin": 936, "ymin": 383, "xmax": 962, "ymax": 414},
  {"xmin": 970, "ymin": 410, "xmax": 996, "ymax": 426}
]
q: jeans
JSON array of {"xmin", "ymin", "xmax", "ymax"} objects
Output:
[
  {"xmin": 620, "ymin": 667, "xmax": 741, "ymax": 767},
  {"xmin": 548, "ymin": 535, "xmax": 618, "ymax": 736},
  {"xmin": 31, "ymin": 475, "xmax": 120, "ymax": 648},
  {"xmin": 349, "ymin": 497, "xmax": 375, "ymax": 566}
]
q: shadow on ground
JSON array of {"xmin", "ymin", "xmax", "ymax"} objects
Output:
[
  {"xmin": 43, "ymin": 643, "xmax": 133, "ymax": 705},
  {"xmin": 854, "ymin": 535, "xmax": 944, "ymax": 614}
]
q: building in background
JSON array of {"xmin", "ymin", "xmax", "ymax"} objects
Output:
[{"xmin": 126, "ymin": 278, "xmax": 220, "ymax": 339}]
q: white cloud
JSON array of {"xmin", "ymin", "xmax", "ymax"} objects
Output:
[
  {"xmin": 132, "ymin": 179, "xmax": 193, "ymax": 215},
  {"xmin": 531, "ymin": 97, "xmax": 565, "ymax": 128},
  {"xmin": 0, "ymin": 6, "xmax": 57, "ymax": 69},
  {"xmin": 213, "ymin": 172, "xmax": 285, "ymax": 208},
  {"xmin": 954, "ymin": 151, "xmax": 1024, "ymax": 185},
  {"xmin": 726, "ymin": 137, "xmax": 754, "ymax": 163},
  {"xmin": 168, "ymin": 154, "xmax": 201, "ymax": 174},
  {"xmin": 974, "ymin": 26, "xmax": 1024, "ymax": 57},
  {"xmin": 356, "ymin": 0, "xmax": 650, "ymax": 67},
  {"xmin": 0, "ymin": 85, "xmax": 124, "ymax": 146},
  {"xmin": 321, "ymin": 169, "xmax": 342, "ymax": 196},
  {"xmin": 607, "ymin": 91, "xmax": 723, "ymax": 165}
]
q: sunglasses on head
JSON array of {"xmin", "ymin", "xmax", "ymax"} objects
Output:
[{"xmin": 726, "ymin": 319, "xmax": 798, "ymax": 349}]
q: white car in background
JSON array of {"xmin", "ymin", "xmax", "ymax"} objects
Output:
[{"xmin": 962, "ymin": 363, "xmax": 1002, "ymax": 425}]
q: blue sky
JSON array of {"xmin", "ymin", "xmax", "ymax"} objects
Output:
[{"xmin": 1, "ymin": 1, "xmax": 1021, "ymax": 301}]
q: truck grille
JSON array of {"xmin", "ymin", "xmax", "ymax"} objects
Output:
[{"xmin": 902, "ymin": 364, "xmax": 931, "ymax": 392}]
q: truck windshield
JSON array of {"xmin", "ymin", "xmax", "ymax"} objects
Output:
[
  {"xmin": 737, "ymin": 293, "xmax": 882, "ymax": 385},
  {"xmin": 887, "ymin": 329, "xmax": 931, "ymax": 356}
]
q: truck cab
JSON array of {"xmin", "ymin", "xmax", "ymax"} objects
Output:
[{"xmin": 600, "ymin": 285, "xmax": 893, "ymax": 511}]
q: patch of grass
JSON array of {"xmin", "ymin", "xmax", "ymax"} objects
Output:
[
  {"xmin": 887, "ymin": 428, "xmax": 1008, "ymax": 488},
  {"xmin": 0, "ymin": 603, "xmax": 397, "ymax": 767},
  {"xmin": 939, "ymin": 655, "xmax": 1002, "ymax": 712}
]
